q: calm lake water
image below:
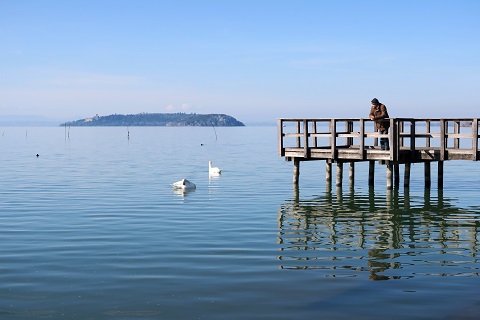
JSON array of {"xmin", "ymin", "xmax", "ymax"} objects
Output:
[{"xmin": 0, "ymin": 126, "xmax": 479, "ymax": 319}]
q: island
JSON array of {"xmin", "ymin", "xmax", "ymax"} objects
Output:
[{"xmin": 60, "ymin": 113, "xmax": 245, "ymax": 127}]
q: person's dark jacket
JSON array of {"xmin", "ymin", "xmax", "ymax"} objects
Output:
[{"xmin": 369, "ymin": 104, "xmax": 390, "ymax": 130}]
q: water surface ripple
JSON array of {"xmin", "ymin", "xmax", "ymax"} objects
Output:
[{"xmin": 0, "ymin": 126, "xmax": 479, "ymax": 319}]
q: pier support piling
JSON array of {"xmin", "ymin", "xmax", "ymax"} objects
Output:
[
  {"xmin": 336, "ymin": 162, "xmax": 343, "ymax": 188},
  {"xmin": 438, "ymin": 161, "xmax": 444, "ymax": 189},
  {"xmin": 349, "ymin": 162, "xmax": 355, "ymax": 187},
  {"xmin": 326, "ymin": 161, "xmax": 332, "ymax": 184},
  {"xmin": 368, "ymin": 161, "xmax": 375, "ymax": 187},
  {"xmin": 293, "ymin": 159, "xmax": 300, "ymax": 185},
  {"xmin": 394, "ymin": 164, "xmax": 400, "ymax": 187},
  {"xmin": 424, "ymin": 162, "xmax": 431, "ymax": 188},
  {"xmin": 404, "ymin": 163, "xmax": 411, "ymax": 188},
  {"xmin": 386, "ymin": 163, "xmax": 393, "ymax": 190}
]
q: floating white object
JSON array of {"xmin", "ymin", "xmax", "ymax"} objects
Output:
[
  {"xmin": 172, "ymin": 179, "xmax": 196, "ymax": 189},
  {"xmin": 209, "ymin": 161, "xmax": 222, "ymax": 174}
]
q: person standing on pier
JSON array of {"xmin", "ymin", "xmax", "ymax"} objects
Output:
[{"xmin": 369, "ymin": 98, "xmax": 390, "ymax": 150}]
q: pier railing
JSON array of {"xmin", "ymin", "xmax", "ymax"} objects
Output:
[{"xmin": 278, "ymin": 118, "xmax": 480, "ymax": 163}]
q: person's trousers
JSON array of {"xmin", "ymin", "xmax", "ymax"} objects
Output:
[{"xmin": 380, "ymin": 129, "xmax": 389, "ymax": 150}]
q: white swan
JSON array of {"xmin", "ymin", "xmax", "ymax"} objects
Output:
[
  {"xmin": 172, "ymin": 178, "xmax": 196, "ymax": 189},
  {"xmin": 209, "ymin": 161, "xmax": 222, "ymax": 174}
]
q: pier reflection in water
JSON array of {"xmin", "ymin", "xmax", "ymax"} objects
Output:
[{"xmin": 277, "ymin": 186, "xmax": 480, "ymax": 280}]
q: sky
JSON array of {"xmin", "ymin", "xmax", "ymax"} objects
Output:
[{"xmin": 1, "ymin": 0, "xmax": 479, "ymax": 124}]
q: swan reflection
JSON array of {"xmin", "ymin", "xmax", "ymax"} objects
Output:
[{"xmin": 172, "ymin": 187, "xmax": 196, "ymax": 197}]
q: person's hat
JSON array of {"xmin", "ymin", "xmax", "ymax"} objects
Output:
[{"xmin": 371, "ymin": 98, "xmax": 379, "ymax": 105}]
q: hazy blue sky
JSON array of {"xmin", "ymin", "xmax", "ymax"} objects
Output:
[{"xmin": 1, "ymin": 0, "xmax": 479, "ymax": 124}]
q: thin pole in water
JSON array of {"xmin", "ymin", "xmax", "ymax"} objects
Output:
[{"xmin": 212, "ymin": 125, "xmax": 217, "ymax": 141}]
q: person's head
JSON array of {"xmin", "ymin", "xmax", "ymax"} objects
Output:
[{"xmin": 371, "ymin": 98, "xmax": 379, "ymax": 107}]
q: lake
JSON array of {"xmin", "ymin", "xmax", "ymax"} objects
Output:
[{"xmin": 0, "ymin": 126, "xmax": 479, "ymax": 319}]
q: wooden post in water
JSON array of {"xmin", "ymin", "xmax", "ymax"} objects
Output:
[
  {"xmin": 326, "ymin": 161, "xmax": 332, "ymax": 184},
  {"xmin": 349, "ymin": 162, "xmax": 355, "ymax": 188},
  {"xmin": 404, "ymin": 163, "xmax": 411, "ymax": 188},
  {"xmin": 336, "ymin": 162, "xmax": 343, "ymax": 188},
  {"xmin": 386, "ymin": 189, "xmax": 392, "ymax": 210},
  {"xmin": 386, "ymin": 163, "xmax": 393, "ymax": 190},
  {"xmin": 438, "ymin": 161, "xmax": 444, "ymax": 189},
  {"xmin": 368, "ymin": 161, "xmax": 375, "ymax": 187},
  {"xmin": 424, "ymin": 162, "xmax": 431, "ymax": 188},
  {"xmin": 293, "ymin": 159, "xmax": 300, "ymax": 185},
  {"xmin": 394, "ymin": 164, "xmax": 400, "ymax": 187}
]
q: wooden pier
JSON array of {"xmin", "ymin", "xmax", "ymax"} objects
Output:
[{"xmin": 278, "ymin": 118, "xmax": 480, "ymax": 189}]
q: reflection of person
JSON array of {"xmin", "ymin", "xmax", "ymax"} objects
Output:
[{"xmin": 369, "ymin": 98, "xmax": 390, "ymax": 150}]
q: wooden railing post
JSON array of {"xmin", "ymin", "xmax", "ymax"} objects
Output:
[
  {"xmin": 399, "ymin": 120, "xmax": 405, "ymax": 149},
  {"xmin": 312, "ymin": 121, "xmax": 318, "ymax": 148},
  {"xmin": 454, "ymin": 120, "xmax": 460, "ymax": 149},
  {"xmin": 472, "ymin": 119, "xmax": 478, "ymax": 161},
  {"xmin": 390, "ymin": 118, "xmax": 396, "ymax": 161},
  {"xmin": 440, "ymin": 119, "xmax": 446, "ymax": 161},
  {"xmin": 409, "ymin": 120, "xmax": 416, "ymax": 161},
  {"xmin": 426, "ymin": 120, "xmax": 431, "ymax": 148},
  {"xmin": 346, "ymin": 121, "xmax": 353, "ymax": 146},
  {"xmin": 359, "ymin": 119, "xmax": 365, "ymax": 159},
  {"xmin": 303, "ymin": 119, "xmax": 309, "ymax": 158},
  {"xmin": 330, "ymin": 119, "xmax": 337, "ymax": 160},
  {"xmin": 295, "ymin": 120, "xmax": 301, "ymax": 148},
  {"xmin": 278, "ymin": 119, "xmax": 285, "ymax": 156}
]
